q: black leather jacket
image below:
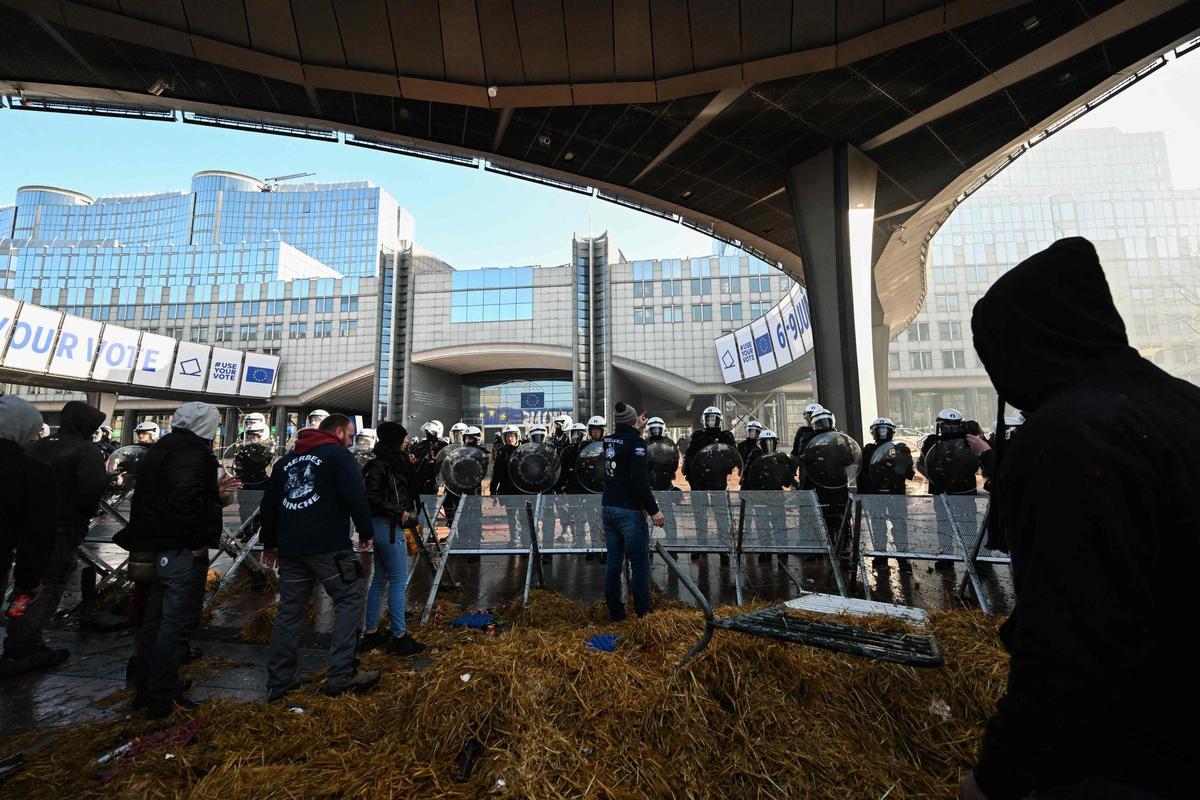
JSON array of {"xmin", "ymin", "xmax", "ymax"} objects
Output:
[{"xmin": 362, "ymin": 445, "xmax": 413, "ymax": 521}]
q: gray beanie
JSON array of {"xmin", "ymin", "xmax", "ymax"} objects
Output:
[
  {"xmin": 172, "ymin": 401, "xmax": 221, "ymax": 441},
  {"xmin": 0, "ymin": 395, "xmax": 44, "ymax": 443},
  {"xmin": 613, "ymin": 402, "xmax": 638, "ymax": 427}
]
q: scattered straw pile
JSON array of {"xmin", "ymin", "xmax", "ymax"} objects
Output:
[{"xmin": 2, "ymin": 590, "xmax": 1007, "ymax": 799}]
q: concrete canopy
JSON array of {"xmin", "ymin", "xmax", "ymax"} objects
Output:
[{"xmin": 0, "ymin": 0, "xmax": 1197, "ymax": 336}]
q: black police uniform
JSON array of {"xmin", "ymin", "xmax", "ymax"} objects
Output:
[
  {"xmin": 682, "ymin": 427, "xmax": 735, "ymax": 548},
  {"xmin": 857, "ymin": 440, "xmax": 914, "ymax": 554}
]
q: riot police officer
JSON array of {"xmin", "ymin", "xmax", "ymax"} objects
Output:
[
  {"xmin": 741, "ymin": 430, "xmax": 794, "ymax": 490},
  {"xmin": 682, "ymin": 406, "xmax": 737, "ymax": 557},
  {"xmin": 741, "ymin": 429, "xmax": 795, "ymax": 557},
  {"xmin": 489, "ymin": 424, "xmax": 521, "ymax": 496},
  {"xmin": 411, "ymin": 420, "xmax": 448, "ymax": 503},
  {"xmin": 806, "ymin": 409, "xmax": 853, "ymax": 548},
  {"xmin": 586, "ymin": 415, "xmax": 606, "ymax": 443},
  {"xmin": 857, "ymin": 418, "xmax": 914, "ymax": 558},
  {"xmin": 682, "ymin": 406, "xmax": 736, "ymax": 489},
  {"xmin": 916, "ymin": 408, "xmax": 981, "ymax": 495},
  {"xmin": 551, "ymin": 422, "xmax": 588, "ymax": 547},
  {"xmin": 134, "ymin": 420, "xmax": 159, "ymax": 445},
  {"xmin": 352, "ymin": 428, "xmax": 377, "ymax": 466},
  {"xmin": 305, "ymin": 409, "xmax": 329, "ymax": 429},
  {"xmin": 791, "ymin": 402, "xmax": 824, "ymax": 460},
  {"xmin": 643, "ymin": 416, "xmax": 682, "ymax": 547},
  {"xmin": 737, "ymin": 420, "xmax": 764, "ymax": 466},
  {"xmin": 94, "ymin": 424, "xmax": 118, "ymax": 458},
  {"xmin": 233, "ymin": 418, "xmax": 275, "ymax": 531},
  {"xmin": 528, "ymin": 423, "xmax": 548, "ymax": 445},
  {"xmin": 448, "ymin": 422, "xmax": 467, "ymax": 447},
  {"xmin": 550, "ymin": 415, "xmax": 572, "ymax": 449}
]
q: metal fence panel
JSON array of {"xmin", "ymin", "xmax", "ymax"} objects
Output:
[
  {"xmin": 650, "ymin": 490, "xmax": 737, "ymax": 552},
  {"xmin": 734, "ymin": 490, "xmax": 832, "ymax": 554},
  {"xmin": 538, "ymin": 493, "xmax": 606, "ymax": 552},
  {"xmin": 442, "ymin": 494, "xmax": 537, "ymax": 554},
  {"xmin": 857, "ymin": 494, "xmax": 965, "ymax": 560}
]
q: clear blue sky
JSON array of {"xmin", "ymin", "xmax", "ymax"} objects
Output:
[
  {"xmin": 1, "ymin": 50, "xmax": 1197, "ymax": 267},
  {"xmin": 0, "ymin": 108, "xmax": 715, "ymax": 269}
]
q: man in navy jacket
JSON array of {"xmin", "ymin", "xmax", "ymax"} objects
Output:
[
  {"xmin": 262, "ymin": 413, "xmax": 377, "ymax": 700},
  {"xmin": 601, "ymin": 402, "xmax": 664, "ymax": 621}
]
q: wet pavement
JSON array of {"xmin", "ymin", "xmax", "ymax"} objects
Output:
[{"xmin": 2, "ymin": 497, "xmax": 1013, "ymax": 742}]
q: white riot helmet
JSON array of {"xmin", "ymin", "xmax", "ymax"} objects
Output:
[
  {"xmin": 502, "ymin": 424, "xmax": 521, "ymax": 445},
  {"xmin": 353, "ymin": 428, "xmax": 376, "ymax": 454},
  {"xmin": 745, "ymin": 420, "xmax": 763, "ymax": 440},
  {"xmin": 134, "ymin": 420, "xmax": 160, "ymax": 443},
  {"xmin": 244, "ymin": 419, "xmax": 270, "ymax": 443},
  {"xmin": 529, "ymin": 424, "xmax": 548, "ymax": 445},
  {"xmin": 243, "ymin": 412, "xmax": 266, "ymax": 427},
  {"xmin": 935, "ymin": 408, "xmax": 964, "ymax": 438},
  {"xmin": 449, "ymin": 422, "xmax": 467, "ymax": 445},
  {"xmin": 870, "ymin": 417, "xmax": 896, "ymax": 444},
  {"xmin": 759, "ymin": 429, "xmax": 779, "ymax": 453},
  {"xmin": 463, "ymin": 425, "xmax": 482, "ymax": 447},
  {"xmin": 552, "ymin": 414, "xmax": 572, "ymax": 434},
  {"xmin": 568, "ymin": 421, "xmax": 587, "ymax": 444},
  {"xmin": 803, "ymin": 402, "xmax": 824, "ymax": 423},
  {"xmin": 646, "ymin": 416, "xmax": 666, "ymax": 439},
  {"xmin": 586, "ymin": 415, "xmax": 606, "ymax": 440},
  {"xmin": 306, "ymin": 409, "xmax": 329, "ymax": 429},
  {"xmin": 38, "ymin": 423, "xmax": 50, "ymax": 439},
  {"xmin": 810, "ymin": 409, "xmax": 835, "ymax": 433},
  {"xmin": 422, "ymin": 420, "xmax": 444, "ymax": 440},
  {"xmin": 702, "ymin": 406, "xmax": 722, "ymax": 430},
  {"xmin": 95, "ymin": 424, "xmax": 113, "ymax": 442}
]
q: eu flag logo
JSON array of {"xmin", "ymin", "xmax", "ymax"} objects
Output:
[
  {"xmin": 245, "ymin": 366, "xmax": 275, "ymax": 385},
  {"xmin": 754, "ymin": 333, "xmax": 773, "ymax": 357}
]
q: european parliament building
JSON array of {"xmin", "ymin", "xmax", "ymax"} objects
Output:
[{"xmin": 1, "ymin": 170, "xmax": 811, "ymax": 442}]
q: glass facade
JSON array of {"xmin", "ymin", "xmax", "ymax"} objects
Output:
[
  {"xmin": 0, "ymin": 171, "xmax": 405, "ymax": 408},
  {"xmin": 461, "ymin": 375, "xmax": 573, "ymax": 428},
  {"xmin": 449, "ymin": 266, "xmax": 535, "ymax": 322},
  {"xmin": 888, "ymin": 127, "xmax": 1200, "ymax": 429}
]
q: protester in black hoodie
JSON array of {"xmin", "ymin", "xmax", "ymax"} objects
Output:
[
  {"xmin": 360, "ymin": 422, "xmax": 425, "ymax": 656},
  {"xmin": 261, "ymin": 413, "xmax": 377, "ymax": 701},
  {"xmin": 0, "ymin": 396, "xmax": 57, "ymax": 676},
  {"xmin": 117, "ymin": 402, "xmax": 226, "ymax": 718},
  {"xmin": 962, "ymin": 237, "xmax": 1197, "ymax": 800},
  {"xmin": 8, "ymin": 401, "xmax": 107, "ymax": 663}
]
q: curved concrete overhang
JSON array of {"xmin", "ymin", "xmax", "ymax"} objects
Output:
[
  {"xmin": 871, "ymin": 28, "xmax": 1200, "ymax": 337},
  {"xmin": 611, "ymin": 356, "xmax": 729, "ymax": 408},
  {"xmin": 283, "ymin": 363, "xmax": 375, "ymax": 409},
  {"xmin": 412, "ymin": 343, "xmax": 574, "ymax": 375},
  {"xmin": 7, "ymin": 0, "xmax": 1026, "ymax": 108}
]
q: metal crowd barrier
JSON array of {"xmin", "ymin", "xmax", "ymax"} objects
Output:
[
  {"xmin": 853, "ymin": 493, "xmax": 1006, "ymax": 614},
  {"xmin": 731, "ymin": 490, "xmax": 849, "ymax": 600}
]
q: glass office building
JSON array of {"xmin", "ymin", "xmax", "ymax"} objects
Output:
[
  {"xmin": 888, "ymin": 127, "xmax": 1200, "ymax": 429},
  {"xmin": 0, "ymin": 171, "xmax": 412, "ymax": 431}
]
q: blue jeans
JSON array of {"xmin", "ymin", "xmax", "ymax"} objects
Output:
[
  {"xmin": 364, "ymin": 517, "xmax": 409, "ymax": 636},
  {"xmin": 602, "ymin": 506, "xmax": 651, "ymax": 619}
]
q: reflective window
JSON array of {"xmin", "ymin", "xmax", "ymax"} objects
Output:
[
  {"xmin": 450, "ymin": 267, "xmax": 534, "ymax": 323},
  {"xmin": 691, "ymin": 303, "xmax": 712, "ymax": 322}
]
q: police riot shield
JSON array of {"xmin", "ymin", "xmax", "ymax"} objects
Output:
[
  {"xmin": 439, "ymin": 445, "xmax": 490, "ymax": 496},
  {"xmin": 692, "ymin": 442, "xmax": 743, "ymax": 488},
  {"xmin": 575, "ymin": 441, "xmax": 606, "ymax": 493},
  {"xmin": 867, "ymin": 441, "xmax": 913, "ymax": 493},
  {"xmin": 922, "ymin": 438, "xmax": 979, "ymax": 494},
  {"xmin": 743, "ymin": 452, "xmax": 794, "ymax": 489},
  {"xmin": 646, "ymin": 436, "xmax": 680, "ymax": 491},
  {"xmin": 225, "ymin": 442, "xmax": 275, "ymax": 480},
  {"xmin": 508, "ymin": 441, "xmax": 561, "ymax": 494},
  {"xmin": 106, "ymin": 444, "xmax": 149, "ymax": 493},
  {"xmin": 800, "ymin": 431, "xmax": 862, "ymax": 489}
]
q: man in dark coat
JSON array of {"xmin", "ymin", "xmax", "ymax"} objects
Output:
[
  {"xmin": 962, "ymin": 237, "xmax": 1197, "ymax": 800},
  {"xmin": 11, "ymin": 401, "xmax": 107, "ymax": 662},
  {"xmin": 117, "ymin": 402, "xmax": 225, "ymax": 717},
  {"xmin": 0, "ymin": 396, "xmax": 57, "ymax": 676}
]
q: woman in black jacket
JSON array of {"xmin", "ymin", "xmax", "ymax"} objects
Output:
[{"xmin": 360, "ymin": 422, "xmax": 425, "ymax": 656}]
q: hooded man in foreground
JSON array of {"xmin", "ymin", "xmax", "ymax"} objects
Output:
[
  {"xmin": 9, "ymin": 401, "xmax": 107, "ymax": 664},
  {"xmin": 963, "ymin": 237, "xmax": 1196, "ymax": 799}
]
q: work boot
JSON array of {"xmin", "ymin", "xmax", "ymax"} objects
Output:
[
  {"xmin": 266, "ymin": 679, "xmax": 302, "ymax": 704},
  {"xmin": 384, "ymin": 634, "xmax": 426, "ymax": 657},
  {"xmin": 324, "ymin": 669, "xmax": 380, "ymax": 696},
  {"xmin": 145, "ymin": 693, "xmax": 201, "ymax": 720},
  {"xmin": 357, "ymin": 630, "xmax": 386, "ymax": 654}
]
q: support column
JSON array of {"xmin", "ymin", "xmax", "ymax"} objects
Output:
[
  {"xmin": 85, "ymin": 392, "xmax": 119, "ymax": 425},
  {"xmin": 223, "ymin": 407, "xmax": 238, "ymax": 449},
  {"xmin": 120, "ymin": 409, "xmax": 136, "ymax": 445},
  {"xmin": 785, "ymin": 143, "xmax": 879, "ymax": 442},
  {"xmin": 273, "ymin": 406, "xmax": 289, "ymax": 454}
]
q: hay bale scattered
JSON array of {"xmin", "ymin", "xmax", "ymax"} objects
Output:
[{"xmin": 1, "ymin": 592, "xmax": 1007, "ymax": 799}]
